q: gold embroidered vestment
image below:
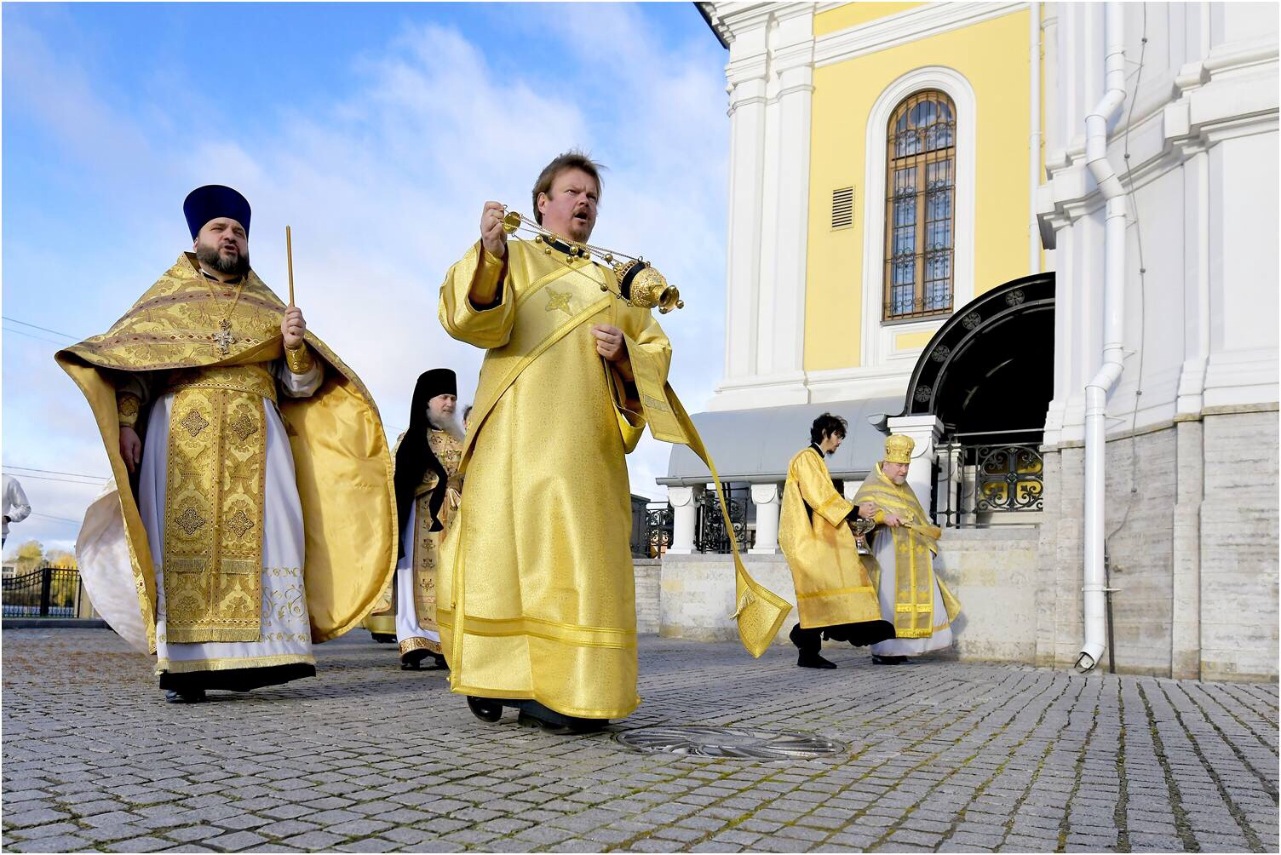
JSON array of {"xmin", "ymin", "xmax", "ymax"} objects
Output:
[
  {"xmin": 56, "ymin": 253, "xmax": 397, "ymax": 652},
  {"xmin": 853, "ymin": 464, "xmax": 961, "ymax": 639},
  {"xmin": 778, "ymin": 448, "xmax": 884, "ymax": 630}
]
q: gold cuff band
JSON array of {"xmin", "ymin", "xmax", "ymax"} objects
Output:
[
  {"xmin": 284, "ymin": 342, "xmax": 314, "ymax": 375},
  {"xmin": 118, "ymin": 393, "xmax": 141, "ymax": 428}
]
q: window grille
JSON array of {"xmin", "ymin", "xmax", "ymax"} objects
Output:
[{"xmin": 884, "ymin": 90, "xmax": 956, "ymax": 321}]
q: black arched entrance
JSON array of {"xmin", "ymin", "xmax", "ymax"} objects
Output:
[{"xmin": 901, "ymin": 273, "xmax": 1055, "ymax": 522}]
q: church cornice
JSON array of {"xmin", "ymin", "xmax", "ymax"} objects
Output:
[{"xmin": 814, "ymin": 2, "xmax": 1025, "ymax": 67}]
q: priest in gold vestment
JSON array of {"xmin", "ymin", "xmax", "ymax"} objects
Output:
[
  {"xmin": 383, "ymin": 368, "xmax": 465, "ymax": 669},
  {"xmin": 57, "ymin": 185, "xmax": 396, "ymax": 703},
  {"xmin": 779, "ymin": 413, "xmax": 895, "ymax": 669},
  {"xmin": 854, "ymin": 434, "xmax": 962, "ymax": 665},
  {"xmin": 437, "ymin": 152, "xmax": 670, "ymax": 733}
]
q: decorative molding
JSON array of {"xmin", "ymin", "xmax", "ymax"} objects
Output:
[
  {"xmin": 707, "ymin": 371, "xmax": 809, "ymax": 412},
  {"xmin": 1040, "ymin": 41, "xmax": 1278, "ymax": 235},
  {"xmin": 814, "ymin": 2, "xmax": 1025, "ymax": 67},
  {"xmin": 806, "ymin": 364, "xmax": 911, "ymax": 409},
  {"xmin": 860, "ymin": 66, "xmax": 978, "ymax": 370}
]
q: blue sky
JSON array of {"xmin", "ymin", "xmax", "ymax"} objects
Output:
[{"xmin": 2, "ymin": 2, "xmax": 730, "ymax": 555}]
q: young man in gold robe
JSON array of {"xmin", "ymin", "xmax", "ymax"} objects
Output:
[
  {"xmin": 385, "ymin": 368, "xmax": 464, "ymax": 670},
  {"xmin": 779, "ymin": 413, "xmax": 895, "ymax": 669},
  {"xmin": 854, "ymin": 434, "xmax": 963, "ymax": 664},
  {"xmin": 437, "ymin": 152, "xmax": 671, "ymax": 734},
  {"xmin": 58, "ymin": 185, "xmax": 395, "ymax": 703}
]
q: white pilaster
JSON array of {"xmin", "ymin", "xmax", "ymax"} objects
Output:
[
  {"xmin": 885, "ymin": 414, "xmax": 946, "ymax": 521},
  {"xmin": 666, "ymin": 485, "xmax": 705, "ymax": 555},
  {"xmin": 708, "ymin": 3, "xmax": 816, "ymax": 412},
  {"xmin": 748, "ymin": 483, "xmax": 781, "ymax": 554},
  {"xmin": 760, "ymin": 7, "xmax": 814, "ymax": 396},
  {"xmin": 721, "ymin": 10, "xmax": 771, "ymax": 388}
]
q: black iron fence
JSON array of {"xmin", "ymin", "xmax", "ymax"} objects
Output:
[
  {"xmin": 2, "ymin": 564, "xmax": 81, "ymax": 618},
  {"xmin": 695, "ymin": 483, "xmax": 752, "ymax": 554},
  {"xmin": 630, "ymin": 497, "xmax": 673, "ymax": 559},
  {"xmin": 936, "ymin": 430, "xmax": 1045, "ymax": 528}
]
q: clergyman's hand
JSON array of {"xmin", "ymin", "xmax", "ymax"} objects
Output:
[
  {"xmin": 480, "ymin": 201, "xmax": 508, "ymax": 258},
  {"xmin": 882, "ymin": 514, "xmax": 903, "ymax": 528},
  {"xmin": 120, "ymin": 426, "xmax": 143, "ymax": 474},
  {"xmin": 282, "ymin": 306, "xmax": 307, "ymax": 349}
]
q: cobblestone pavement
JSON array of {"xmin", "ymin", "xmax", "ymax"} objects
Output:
[{"xmin": 2, "ymin": 628, "xmax": 1277, "ymax": 853}]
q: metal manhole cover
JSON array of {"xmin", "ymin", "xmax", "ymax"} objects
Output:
[{"xmin": 614, "ymin": 725, "xmax": 847, "ymax": 759}]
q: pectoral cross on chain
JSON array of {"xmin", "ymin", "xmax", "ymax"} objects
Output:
[{"xmin": 214, "ymin": 319, "xmax": 236, "ymax": 355}]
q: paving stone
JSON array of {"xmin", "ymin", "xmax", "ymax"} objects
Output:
[
  {"xmin": 333, "ymin": 839, "xmax": 400, "ymax": 852},
  {"xmin": 3, "ymin": 808, "xmax": 74, "ymax": 828},
  {"xmin": 102, "ymin": 836, "xmax": 174, "ymax": 852},
  {"xmin": 4, "ymin": 630, "xmax": 1278, "ymax": 855},
  {"xmin": 6, "ymin": 822, "xmax": 81, "ymax": 840},
  {"xmin": 4, "ymin": 834, "xmax": 96, "ymax": 852}
]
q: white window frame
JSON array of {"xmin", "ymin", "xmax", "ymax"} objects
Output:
[{"xmin": 861, "ymin": 66, "xmax": 977, "ymax": 369}]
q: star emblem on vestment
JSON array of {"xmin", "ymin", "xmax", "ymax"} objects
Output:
[
  {"xmin": 180, "ymin": 408, "xmax": 210, "ymax": 438},
  {"xmin": 225, "ymin": 508, "xmax": 256, "ymax": 540},
  {"xmin": 175, "ymin": 506, "xmax": 207, "ymax": 536},
  {"xmin": 545, "ymin": 288, "xmax": 573, "ymax": 316},
  {"xmin": 228, "ymin": 411, "xmax": 258, "ymax": 444}
]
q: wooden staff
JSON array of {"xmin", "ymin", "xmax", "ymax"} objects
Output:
[{"xmin": 286, "ymin": 225, "xmax": 295, "ymax": 307}]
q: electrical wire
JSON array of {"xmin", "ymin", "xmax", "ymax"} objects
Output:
[
  {"xmin": 1106, "ymin": 2, "xmax": 1149, "ymax": 545},
  {"xmin": 1, "ymin": 317, "xmax": 79, "ymax": 340},
  {"xmin": 1, "ymin": 326, "xmax": 74, "ymax": 348},
  {"xmin": 4, "ymin": 465, "xmax": 110, "ymax": 481},
  {"xmin": 0, "ymin": 472, "xmax": 105, "ymax": 487},
  {"xmin": 30, "ymin": 512, "xmax": 84, "ymax": 525}
]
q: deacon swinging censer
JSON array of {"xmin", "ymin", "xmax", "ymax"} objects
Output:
[{"xmin": 499, "ymin": 207, "xmax": 685, "ymax": 314}]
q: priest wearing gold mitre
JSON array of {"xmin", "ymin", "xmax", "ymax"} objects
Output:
[
  {"xmin": 437, "ymin": 151, "xmax": 677, "ymax": 734},
  {"xmin": 57, "ymin": 185, "xmax": 395, "ymax": 703},
  {"xmin": 779, "ymin": 413, "xmax": 896, "ymax": 669},
  {"xmin": 854, "ymin": 434, "xmax": 963, "ymax": 665}
]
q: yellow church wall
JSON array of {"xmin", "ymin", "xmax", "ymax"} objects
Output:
[
  {"xmin": 804, "ymin": 8, "xmax": 1033, "ymax": 372},
  {"xmin": 814, "ymin": 3, "xmax": 923, "ymax": 37},
  {"xmin": 894, "ymin": 331, "xmax": 935, "ymax": 351}
]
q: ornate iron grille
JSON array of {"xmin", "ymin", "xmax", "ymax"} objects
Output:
[
  {"xmin": 695, "ymin": 484, "xmax": 750, "ymax": 554},
  {"xmin": 973, "ymin": 444, "xmax": 1044, "ymax": 512},
  {"xmin": 936, "ymin": 431, "xmax": 1045, "ymax": 527},
  {"xmin": 884, "ymin": 89, "xmax": 956, "ymax": 321},
  {"xmin": 644, "ymin": 503, "xmax": 673, "ymax": 558},
  {"xmin": 2, "ymin": 564, "xmax": 80, "ymax": 617}
]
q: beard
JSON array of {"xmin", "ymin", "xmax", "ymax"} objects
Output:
[
  {"xmin": 196, "ymin": 242, "xmax": 250, "ymax": 278},
  {"xmin": 428, "ymin": 411, "xmax": 465, "ymax": 441}
]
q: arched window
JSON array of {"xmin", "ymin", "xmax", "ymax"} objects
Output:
[{"xmin": 884, "ymin": 90, "xmax": 956, "ymax": 321}]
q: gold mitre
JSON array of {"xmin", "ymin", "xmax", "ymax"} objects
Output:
[{"xmin": 885, "ymin": 434, "xmax": 915, "ymax": 464}]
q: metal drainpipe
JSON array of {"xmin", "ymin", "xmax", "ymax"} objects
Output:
[{"xmin": 1078, "ymin": 2, "xmax": 1127, "ymax": 673}]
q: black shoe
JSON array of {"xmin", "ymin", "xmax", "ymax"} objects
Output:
[
  {"xmin": 164, "ymin": 689, "xmax": 206, "ymax": 704},
  {"xmin": 872, "ymin": 654, "xmax": 909, "ymax": 665},
  {"xmin": 797, "ymin": 651, "xmax": 837, "ymax": 669},
  {"xmin": 516, "ymin": 701, "xmax": 607, "ymax": 735},
  {"xmin": 428, "ymin": 653, "xmax": 448, "ymax": 670},
  {"xmin": 466, "ymin": 696, "xmax": 503, "ymax": 723},
  {"xmin": 401, "ymin": 648, "xmax": 430, "ymax": 670}
]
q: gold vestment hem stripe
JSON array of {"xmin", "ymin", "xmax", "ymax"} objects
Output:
[
  {"xmin": 400, "ymin": 637, "xmax": 443, "ymax": 656},
  {"xmin": 156, "ymin": 653, "xmax": 315, "ymax": 674},
  {"xmin": 796, "ymin": 585, "xmax": 875, "ymax": 600},
  {"xmin": 438, "ymin": 610, "xmax": 636, "ymax": 650},
  {"xmin": 446, "ymin": 682, "xmax": 641, "ymax": 720}
]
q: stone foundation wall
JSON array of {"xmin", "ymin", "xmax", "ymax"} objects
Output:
[
  {"xmin": 1039, "ymin": 410, "xmax": 1278, "ymax": 680},
  {"xmin": 634, "ymin": 559, "xmax": 661, "ymax": 634},
  {"xmin": 654, "ymin": 529, "xmax": 1040, "ymax": 660}
]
